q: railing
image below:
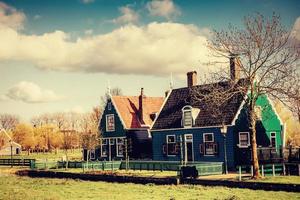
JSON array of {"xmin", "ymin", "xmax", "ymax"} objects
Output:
[
  {"xmin": 0, "ymin": 159, "xmax": 35, "ymax": 166},
  {"xmin": 256, "ymin": 146, "xmax": 300, "ymax": 164}
]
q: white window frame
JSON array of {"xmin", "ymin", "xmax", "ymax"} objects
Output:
[
  {"xmin": 203, "ymin": 133, "xmax": 214, "ymax": 143},
  {"xmin": 116, "ymin": 138, "xmax": 124, "ymax": 157},
  {"xmin": 106, "ymin": 114, "xmax": 115, "ymax": 132},
  {"xmin": 270, "ymin": 132, "xmax": 276, "ymax": 148},
  {"xmin": 101, "ymin": 138, "xmax": 108, "ymax": 145},
  {"xmin": 184, "ymin": 134, "xmax": 194, "ymax": 161},
  {"xmin": 166, "ymin": 135, "xmax": 176, "ymax": 156},
  {"xmin": 238, "ymin": 132, "xmax": 250, "ymax": 148},
  {"xmin": 109, "ymin": 138, "xmax": 115, "ymax": 145},
  {"xmin": 101, "ymin": 140, "xmax": 108, "ymax": 157},
  {"xmin": 182, "ymin": 106, "xmax": 193, "ymax": 128},
  {"xmin": 203, "ymin": 133, "xmax": 215, "ymax": 156},
  {"xmin": 90, "ymin": 149, "xmax": 95, "ymax": 159}
]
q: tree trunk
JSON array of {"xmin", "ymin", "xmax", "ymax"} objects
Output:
[{"xmin": 250, "ymin": 104, "xmax": 261, "ymax": 179}]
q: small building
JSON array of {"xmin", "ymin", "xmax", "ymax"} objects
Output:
[
  {"xmin": 151, "ymin": 58, "xmax": 284, "ymax": 170},
  {"xmin": 0, "ymin": 129, "xmax": 21, "ymax": 156},
  {"xmin": 95, "ymin": 89, "xmax": 164, "ymax": 161}
]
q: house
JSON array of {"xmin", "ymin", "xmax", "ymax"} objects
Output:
[
  {"xmin": 151, "ymin": 57, "xmax": 284, "ymax": 170},
  {"xmin": 0, "ymin": 129, "xmax": 21, "ymax": 156},
  {"xmin": 94, "ymin": 89, "xmax": 164, "ymax": 161}
]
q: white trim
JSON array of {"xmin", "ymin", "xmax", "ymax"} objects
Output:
[
  {"xmin": 110, "ymin": 97, "xmax": 127, "ymax": 129},
  {"xmin": 100, "ymin": 143, "xmax": 108, "ymax": 157},
  {"xmin": 270, "ymin": 132, "xmax": 276, "ymax": 148},
  {"xmin": 151, "ymin": 124, "xmax": 233, "ymax": 132},
  {"xmin": 238, "ymin": 132, "xmax": 250, "ymax": 148},
  {"xmin": 182, "ymin": 105, "xmax": 193, "ymax": 128},
  {"xmin": 109, "ymin": 138, "xmax": 115, "ymax": 145},
  {"xmin": 150, "ymin": 89, "xmax": 173, "ymax": 129},
  {"xmin": 203, "ymin": 133, "xmax": 214, "ymax": 142},
  {"xmin": 184, "ymin": 134, "xmax": 194, "ymax": 161},
  {"xmin": 266, "ymin": 96, "xmax": 283, "ymax": 125},
  {"xmin": 166, "ymin": 135, "xmax": 176, "ymax": 156},
  {"xmin": 90, "ymin": 149, "xmax": 95, "ymax": 159},
  {"xmin": 231, "ymin": 95, "xmax": 247, "ymax": 125},
  {"xmin": 282, "ymin": 123, "xmax": 286, "ymax": 148},
  {"xmin": 116, "ymin": 138, "xmax": 124, "ymax": 157},
  {"xmin": 101, "ymin": 136, "xmax": 126, "ymax": 140},
  {"xmin": 106, "ymin": 114, "xmax": 115, "ymax": 132}
]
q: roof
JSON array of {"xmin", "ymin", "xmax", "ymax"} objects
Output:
[
  {"xmin": 152, "ymin": 79, "xmax": 249, "ymax": 130},
  {"xmin": 0, "ymin": 129, "xmax": 21, "ymax": 147},
  {"xmin": 111, "ymin": 96, "xmax": 164, "ymax": 129}
]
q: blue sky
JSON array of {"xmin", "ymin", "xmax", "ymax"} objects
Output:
[{"xmin": 0, "ymin": 0, "xmax": 299, "ymax": 121}]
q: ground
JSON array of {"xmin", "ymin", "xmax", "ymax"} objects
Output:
[{"xmin": 0, "ymin": 168, "xmax": 299, "ymax": 200}]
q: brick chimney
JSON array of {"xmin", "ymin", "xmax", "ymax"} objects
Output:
[
  {"xmin": 230, "ymin": 55, "xmax": 240, "ymax": 82},
  {"xmin": 138, "ymin": 88, "xmax": 145, "ymax": 124},
  {"xmin": 187, "ymin": 71, "xmax": 197, "ymax": 87}
]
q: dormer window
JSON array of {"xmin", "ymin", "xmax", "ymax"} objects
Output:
[{"xmin": 182, "ymin": 106, "xmax": 193, "ymax": 127}]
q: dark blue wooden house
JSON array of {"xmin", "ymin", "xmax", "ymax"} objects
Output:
[
  {"xmin": 96, "ymin": 89, "xmax": 164, "ymax": 161},
  {"xmin": 151, "ymin": 59, "xmax": 284, "ymax": 170}
]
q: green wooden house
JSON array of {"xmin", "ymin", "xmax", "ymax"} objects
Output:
[{"xmin": 151, "ymin": 58, "xmax": 285, "ymax": 170}]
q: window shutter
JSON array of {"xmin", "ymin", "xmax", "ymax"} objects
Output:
[
  {"xmin": 162, "ymin": 144, "xmax": 167, "ymax": 155},
  {"xmin": 175, "ymin": 143, "xmax": 180, "ymax": 154},
  {"xmin": 214, "ymin": 143, "xmax": 218, "ymax": 154},
  {"xmin": 199, "ymin": 143, "xmax": 204, "ymax": 154}
]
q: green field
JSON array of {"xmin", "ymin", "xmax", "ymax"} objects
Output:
[
  {"xmin": 0, "ymin": 171, "xmax": 299, "ymax": 200},
  {"xmin": 0, "ymin": 149, "xmax": 82, "ymax": 161}
]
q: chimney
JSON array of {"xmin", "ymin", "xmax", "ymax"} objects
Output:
[
  {"xmin": 138, "ymin": 88, "xmax": 145, "ymax": 124},
  {"xmin": 187, "ymin": 71, "xmax": 197, "ymax": 87},
  {"xmin": 230, "ymin": 55, "xmax": 240, "ymax": 82}
]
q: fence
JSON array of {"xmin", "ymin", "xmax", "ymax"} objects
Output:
[{"xmin": 0, "ymin": 159, "xmax": 35, "ymax": 167}]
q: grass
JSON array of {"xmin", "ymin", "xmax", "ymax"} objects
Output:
[
  {"xmin": 0, "ymin": 149, "xmax": 82, "ymax": 161},
  {"xmin": 0, "ymin": 168, "xmax": 299, "ymax": 200},
  {"xmin": 247, "ymin": 176, "xmax": 300, "ymax": 185}
]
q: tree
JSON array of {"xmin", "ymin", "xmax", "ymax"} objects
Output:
[
  {"xmin": 195, "ymin": 13, "xmax": 299, "ymax": 179},
  {"xmin": 13, "ymin": 123, "xmax": 35, "ymax": 155},
  {"xmin": 0, "ymin": 114, "xmax": 19, "ymax": 131}
]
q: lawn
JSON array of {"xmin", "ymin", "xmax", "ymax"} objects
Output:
[
  {"xmin": 247, "ymin": 176, "xmax": 300, "ymax": 185},
  {"xmin": 0, "ymin": 171, "xmax": 299, "ymax": 200},
  {"xmin": 0, "ymin": 149, "xmax": 82, "ymax": 161}
]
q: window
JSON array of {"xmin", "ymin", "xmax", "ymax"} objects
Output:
[
  {"xmin": 116, "ymin": 138, "xmax": 124, "ymax": 157},
  {"xmin": 202, "ymin": 133, "xmax": 217, "ymax": 156},
  {"xmin": 270, "ymin": 132, "xmax": 276, "ymax": 148},
  {"xmin": 90, "ymin": 149, "xmax": 95, "ymax": 159},
  {"xmin": 166, "ymin": 135, "xmax": 176, "ymax": 156},
  {"xmin": 108, "ymin": 102, "xmax": 112, "ymax": 110},
  {"xmin": 106, "ymin": 114, "xmax": 115, "ymax": 132},
  {"xmin": 101, "ymin": 139, "xmax": 108, "ymax": 157},
  {"xmin": 182, "ymin": 106, "xmax": 193, "ymax": 127},
  {"xmin": 238, "ymin": 132, "xmax": 250, "ymax": 148},
  {"xmin": 109, "ymin": 138, "xmax": 115, "ymax": 145},
  {"xmin": 203, "ymin": 133, "xmax": 214, "ymax": 143}
]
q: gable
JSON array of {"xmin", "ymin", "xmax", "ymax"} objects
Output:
[
  {"xmin": 111, "ymin": 96, "xmax": 164, "ymax": 129},
  {"xmin": 152, "ymin": 79, "xmax": 249, "ymax": 130}
]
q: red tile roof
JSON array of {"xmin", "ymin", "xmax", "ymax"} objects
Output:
[{"xmin": 111, "ymin": 96, "xmax": 164, "ymax": 129}]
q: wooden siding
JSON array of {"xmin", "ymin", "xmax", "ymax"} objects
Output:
[
  {"xmin": 99, "ymin": 99, "xmax": 126, "ymax": 138},
  {"xmin": 152, "ymin": 127, "xmax": 235, "ymax": 169}
]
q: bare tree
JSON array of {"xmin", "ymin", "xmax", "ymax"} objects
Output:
[
  {"xmin": 100, "ymin": 87, "xmax": 122, "ymax": 108},
  {"xmin": 0, "ymin": 114, "xmax": 19, "ymax": 131},
  {"xmin": 193, "ymin": 13, "xmax": 299, "ymax": 179}
]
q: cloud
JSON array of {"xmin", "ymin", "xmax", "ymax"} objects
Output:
[
  {"xmin": 3, "ymin": 81, "xmax": 63, "ymax": 103},
  {"xmin": 291, "ymin": 17, "xmax": 300, "ymax": 43},
  {"xmin": 80, "ymin": 0, "xmax": 95, "ymax": 4},
  {"xmin": 0, "ymin": 2, "xmax": 220, "ymax": 77},
  {"xmin": 112, "ymin": 6, "xmax": 139, "ymax": 24},
  {"xmin": 146, "ymin": 0, "xmax": 181, "ymax": 20},
  {"xmin": 0, "ymin": 2, "xmax": 26, "ymax": 30}
]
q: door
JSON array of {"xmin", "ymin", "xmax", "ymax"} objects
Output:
[{"xmin": 185, "ymin": 134, "xmax": 194, "ymax": 162}]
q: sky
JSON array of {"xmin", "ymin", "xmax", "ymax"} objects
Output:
[{"xmin": 0, "ymin": 0, "xmax": 299, "ymax": 121}]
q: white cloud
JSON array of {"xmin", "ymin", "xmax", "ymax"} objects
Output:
[
  {"xmin": 81, "ymin": 0, "xmax": 95, "ymax": 4},
  {"xmin": 0, "ymin": 2, "xmax": 26, "ymax": 30},
  {"xmin": 146, "ymin": 0, "xmax": 181, "ymax": 20},
  {"xmin": 291, "ymin": 17, "xmax": 300, "ymax": 42},
  {"xmin": 3, "ymin": 81, "xmax": 63, "ymax": 103},
  {"xmin": 113, "ymin": 6, "xmax": 139, "ymax": 24},
  {"xmin": 0, "ymin": 2, "xmax": 222, "ymax": 77}
]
